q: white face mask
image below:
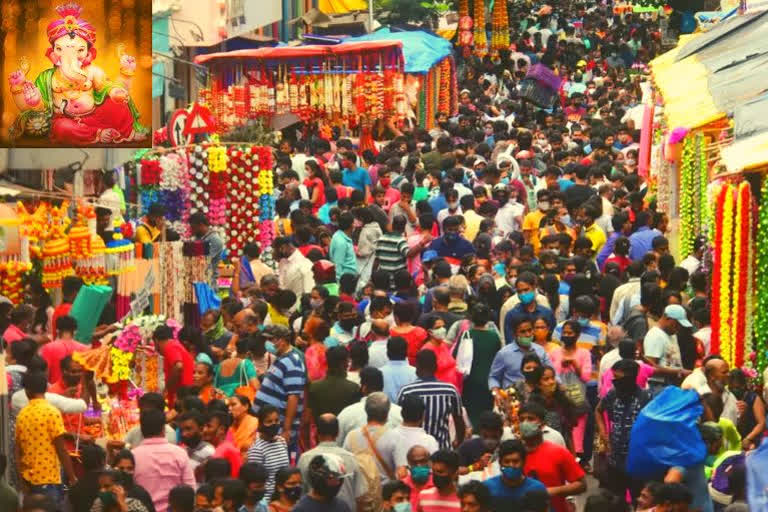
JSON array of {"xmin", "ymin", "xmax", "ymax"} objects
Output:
[
  {"xmin": 539, "ymin": 201, "xmax": 551, "ymax": 211},
  {"xmin": 626, "ymin": 159, "xmax": 637, "ymax": 166}
]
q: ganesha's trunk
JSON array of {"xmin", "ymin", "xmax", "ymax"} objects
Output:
[{"xmin": 60, "ymin": 55, "xmax": 88, "ymax": 83}]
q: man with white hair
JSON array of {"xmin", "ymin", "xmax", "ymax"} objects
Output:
[{"xmin": 343, "ymin": 391, "xmax": 402, "ymax": 483}]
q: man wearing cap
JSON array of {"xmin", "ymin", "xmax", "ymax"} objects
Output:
[
  {"xmin": 679, "ymin": 235, "xmax": 707, "ymax": 276},
  {"xmin": 643, "ymin": 304, "xmax": 693, "ymax": 396},
  {"xmin": 294, "ymin": 453, "xmax": 352, "ymax": 512}
]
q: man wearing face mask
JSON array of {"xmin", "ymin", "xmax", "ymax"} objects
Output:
[
  {"xmin": 643, "ymin": 304, "xmax": 692, "ymax": 397},
  {"xmin": 294, "ymin": 454, "xmax": 352, "ymax": 512},
  {"xmin": 274, "ymin": 237, "xmax": 315, "ymax": 302},
  {"xmin": 519, "ymin": 415, "xmax": 586, "ymax": 512},
  {"xmin": 595, "ymin": 359, "xmax": 650, "ymax": 502},
  {"xmin": 239, "ymin": 462, "xmax": 269, "ymax": 512},
  {"xmin": 501, "ymin": 271, "xmax": 556, "ymax": 345},
  {"xmin": 457, "ymin": 411, "xmax": 503, "ymax": 477},
  {"xmin": 522, "ymin": 189, "xmax": 552, "ymax": 254},
  {"xmin": 428, "ymin": 216, "xmax": 476, "ymax": 261},
  {"xmin": 483, "ymin": 440, "xmax": 547, "ymax": 510},
  {"xmin": 178, "ymin": 411, "xmax": 215, "ymax": 481},
  {"xmin": 413, "ymin": 450, "xmax": 461, "ymax": 511}
]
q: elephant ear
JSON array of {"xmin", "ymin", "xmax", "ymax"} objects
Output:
[{"xmin": 82, "ymin": 46, "xmax": 97, "ymax": 67}]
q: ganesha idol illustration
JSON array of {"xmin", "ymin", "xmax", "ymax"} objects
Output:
[{"xmin": 7, "ymin": 2, "xmax": 148, "ymax": 145}]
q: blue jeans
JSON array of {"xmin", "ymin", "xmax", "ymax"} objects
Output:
[{"xmin": 27, "ymin": 483, "xmax": 64, "ymax": 510}]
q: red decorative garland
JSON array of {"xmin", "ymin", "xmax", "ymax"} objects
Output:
[{"xmin": 735, "ymin": 183, "xmax": 751, "ymax": 367}]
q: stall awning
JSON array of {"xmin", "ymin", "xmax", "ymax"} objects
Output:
[
  {"xmin": 194, "ymin": 40, "xmax": 403, "ymax": 64},
  {"xmin": 344, "ymin": 28, "xmax": 453, "ymax": 74},
  {"xmin": 721, "ymin": 132, "xmax": 768, "ymax": 172}
]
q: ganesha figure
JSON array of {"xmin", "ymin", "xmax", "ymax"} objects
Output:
[{"xmin": 7, "ymin": 2, "xmax": 148, "ymax": 145}]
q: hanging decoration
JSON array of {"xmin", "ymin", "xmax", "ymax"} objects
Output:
[
  {"xmin": 490, "ymin": 0, "xmax": 510, "ymax": 54},
  {"xmin": 473, "ymin": 0, "xmax": 488, "ymax": 57},
  {"xmin": 0, "ymin": 260, "xmax": 32, "ymax": 303},
  {"xmin": 679, "ymin": 136, "xmax": 695, "ymax": 258},
  {"xmin": 754, "ymin": 177, "xmax": 768, "ymax": 373},
  {"xmin": 733, "ymin": 182, "xmax": 752, "ymax": 368}
]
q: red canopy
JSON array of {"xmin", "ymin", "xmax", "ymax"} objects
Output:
[{"xmin": 194, "ymin": 40, "xmax": 403, "ymax": 65}]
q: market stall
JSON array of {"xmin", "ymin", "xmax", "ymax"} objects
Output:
[{"xmin": 645, "ymin": 10, "xmax": 768, "ymax": 374}]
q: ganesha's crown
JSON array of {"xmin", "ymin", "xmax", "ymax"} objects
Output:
[{"xmin": 55, "ymin": 2, "xmax": 84, "ymax": 18}]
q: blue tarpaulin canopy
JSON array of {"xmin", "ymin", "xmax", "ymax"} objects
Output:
[{"xmin": 345, "ymin": 28, "xmax": 452, "ymax": 74}]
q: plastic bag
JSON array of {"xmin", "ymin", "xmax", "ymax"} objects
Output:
[
  {"xmin": 626, "ymin": 386, "xmax": 706, "ymax": 479},
  {"xmin": 194, "ymin": 281, "xmax": 221, "ymax": 315},
  {"xmin": 561, "ymin": 371, "xmax": 589, "ymax": 415}
]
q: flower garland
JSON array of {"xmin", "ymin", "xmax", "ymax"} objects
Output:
[
  {"xmin": 719, "ymin": 184, "xmax": 735, "ymax": 366},
  {"xmin": 0, "ymin": 260, "xmax": 32, "ymax": 303},
  {"xmin": 711, "ymin": 184, "xmax": 726, "ymax": 356},
  {"xmin": 679, "ymin": 135, "xmax": 695, "ymax": 258},
  {"xmin": 734, "ymin": 182, "xmax": 752, "ymax": 367},
  {"xmin": 437, "ymin": 58, "xmax": 451, "ymax": 114},
  {"xmin": 473, "ymin": 0, "xmax": 487, "ymax": 57},
  {"xmin": 490, "ymin": 0, "xmax": 510, "ymax": 53},
  {"xmin": 755, "ymin": 178, "xmax": 768, "ymax": 372},
  {"xmin": 188, "ymin": 146, "xmax": 210, "ymax": 217}
]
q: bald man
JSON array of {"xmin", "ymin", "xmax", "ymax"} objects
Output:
[
  {"xmin": 226, "ymin": 308, "xmax": 260, "ymax": 356},
  {"xmin": 401, "ymin": 445, "xmax": 434, "ymax": 511},
  {"xmin": 368, "ymin": 319, "xmax": 393, "ymax": 368},
  {"xmin": 682, "ymin": 355, "xmax": 738, "ymax": 424},
  {"xmin": 297, "ymin": 413, "xmax": 368, "ymax": 511}
]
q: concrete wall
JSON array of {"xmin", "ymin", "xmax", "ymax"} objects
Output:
[{"xmin": 0, "ymin": 148, "xmax": 137, "ymax": 172}]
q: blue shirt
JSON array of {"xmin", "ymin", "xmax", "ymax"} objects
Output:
[
  {"xmin": 503, "ymin": 303, "xmax": 556, "ymax": 345},
  {"xmin": 429, "ymin": 194, "xmax": 448, "ymax": 217},
  {"xmin": 341, "ymin": 166, "xmax": 371, "ymax": 192},
  {"xmin": 254, "ymin": 350, "xmax": 307, "ymax": 438},
  {"xmin": 558, "ymin": 178, "xmax": 574, "ymax": 191},
  {"xmin": 317, "ymin": 201, "xmax": 337, "ymax": 224},
  {"xmin": 329, "ymin": 230, "xmax": 357, "ymax": 280},
  {"xmin": 484, "ymin": 475, "xmax": 547, "ymax": 510},
  {"xmin": 381, "ymin": 360, "xmax": 418, "ymax": 403},
  {"xmin": 428, "ymin": 235, "xmax": 476, "ymax": 260},
  {"xmin": 488, "ymin": 341, "xmax": 552, "ymax": 390},
  {"xmin": 628, "ymin": 226, "xmax": 662, "ymax": 261},
  {"xmin": 597, "ymin": 231, "xmax": 620, "ymax": 270}
]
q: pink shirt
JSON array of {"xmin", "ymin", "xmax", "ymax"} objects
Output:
[
  {"xmin": 213, "ymin": 440, "xmax": 242, "ymax": 477},
  {"xmin": 550, "ymin": 347, "xmax": 592, "ymax": 383},
  {"xmin": 132, "ymin": 437, "xmax": 195, "ymax": 512},
  {"xmin": 415, "ymin": 486, "xmax": 460, "ymax": 512},
  {"xmin": 402, "ymin": 474, "xmax": 434, "ymax": 512},
  {"xmin": 3, "ymin": 324, "xmax": 26, "ymax": 345},
  {"xmin": 599, "ymin": 362, "xmax": 655, "ymax": 398},
  {"xmin": 40, "ymin": 338, "xmax": 88, "ymax": 384}
]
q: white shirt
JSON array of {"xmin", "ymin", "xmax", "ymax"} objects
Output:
[
  {"xmin": 495, "ymin": 201, "xmax": 525, "ymax": 236},
  {"xmin": 501, "ymin": 425, "xmax": 566, "ymax": 447},
  {"xmin": 681, "ymin": 368, "xmax": 738, "ymax": 424},
  {"xmin": 368, "ymin": 340, "xmax": 389, "ymax": 369},
  {"xmin": 277, "ymin": 249, "xmax": 315, "ymax": 302},
  {"xmin": 291, "ymin": 154, "xmax": 310, "ymax": 181},
  {"xmin": 12, "ymin": 389, "xmax": 87, "ymax": 414},
  {"xmin": 393, "ymin": 425, "xmax": 440, "ymax": 463},
  {"xmin": 679, "ymin": 255, "xmax": 701, "ymax": 275},
  {"xmin": 599, "ymin": 348, "xmax": 622, "ymax": 383},
  {"xmin": 337, "ymin": 397, "xmax": 402, "ymax": 445}
]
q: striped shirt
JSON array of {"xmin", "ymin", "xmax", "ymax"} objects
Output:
[
  {"xmin": 375, "ymin": 233, "xmax": 408, "ymax": 273},
  {"xmin": 253, "ymin": 349, "xmax": 307, "ymax": 440},
  {"xmin": 415, "ymin": 486, "xmax": 460, "ymax": 512},
  {"xmin": 246, "ymin": 436, "xmax": 290, "ymax": 500},
  {"xmin": 184, "ymin": 440, "xmax": 215, "ymax": 472},
  {"xmin": 397, "ymin": 378, "xmax": 462, "ymax": 450}
]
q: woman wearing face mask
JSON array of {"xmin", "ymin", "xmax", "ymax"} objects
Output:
[
  {"xmin": 304, "ymin": 160, "xmax": 328, "ymax": 214},
  {"xmin": 422, "ymin": 317, "xmax": 460, "ymax": 390},
  {"xmin": 532, "ymin": 316, "xmax": 561, "ymax": 355},
  {"xmin": 247, "ymin": 405, "xmax": 290, "ymax": 502},
  {"xmin": 529, "ymin": 366, "xmax": 576, "ymax": 449},
  {"xmin": 89, "ymin": 470, "xmax": 150, "ymax": 512},
  {"xmin": 728, "ymin": 369, "xmax": 766, "ymax": 450},
  {"xmin": 228, "ymin": 395, "xmax": 260, "ymax": 459},
  {"xmin": 268, "ymin": 467, "xmax": 302, "ymax": 512},
  {"xmin": 549, "ymin": 320, "xmax": 591, "ymax": 462},
  {"xmin": 111, "ymin": 450, "xmax": 155, "ymax": 512}
]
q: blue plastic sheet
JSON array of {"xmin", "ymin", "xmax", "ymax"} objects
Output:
[
  {"xmin": 345, "ymin": 28, "xmax": 452, "ymax": 74},
  {"xmin": 626, "ymin": 386, "xmax": 706, "ymax": 479},
  {"xmin": 194, "ymin": 282, "xmax": 221, "ymax": 316}
]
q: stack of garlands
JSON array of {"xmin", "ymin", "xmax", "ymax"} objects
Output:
[
  {"xmin": 678, "ymin": 136, "xmax": 695, "ymax": 257},
  {"xmin": 457, "ymin": 0, "xmax": 473, "ymax": 50},
  {"xmin": 754, "ymin": 177, "xmax": 768, "ymax": 373},
  {"xmin": 0, "ymin": 260, "xmax": 33, "ymax": 303},
  {"xmin": 226, "ymin": 145, "xmax": 264, "ymax": 257},
  {"xmin": 711, "ymin": 183, "xmax": 734, "ymax": 361},
  {"xmin": 473, "ymin": 0, "xmax": 487, "ymax": 57},
  {"xmin": 490, "ymin": 0, "xmax": 510, "ymax": 53},
  {"xmin": 437, "ymin": 59, "xmax": 452, "ymax": 114}
]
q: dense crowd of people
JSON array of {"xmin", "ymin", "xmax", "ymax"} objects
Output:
[{"xmin": 2, "ymin": 2, "xmax": 763, "ymax": 512}]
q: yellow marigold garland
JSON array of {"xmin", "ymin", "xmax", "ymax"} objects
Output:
[
  {"xmin": 473, "ymin": 0, "xmax": 487, "ymax": 57},
  {"xmin": 719, "ymin": 184, "xmax": 735, "ymax": 367}
]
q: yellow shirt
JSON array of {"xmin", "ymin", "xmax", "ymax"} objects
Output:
[
  {"xmin": 135, "ymin": 219, "xmax": 161, "ymax": 244},
  {"xmin": 463, "ymin": 209, "xmax": 484, "ymax": 243},
  {"xmin": 16, "ymin": 398, "xmax": 66, "ymax": 485},
  {"xmin": 523, "ymin": 210, "xmax": 546, "ymax": 254},
  {"xmin": 584, "ymin": 223, "xmax": 607, "ymax": 255}
]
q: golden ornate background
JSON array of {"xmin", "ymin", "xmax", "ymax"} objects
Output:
[{"xmin": 0, "ymin": 0, "xmax": 152, "ymax": 147}]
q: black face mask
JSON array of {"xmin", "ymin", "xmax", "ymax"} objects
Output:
[
  {"xmin": 432, "ymin": 473, "xmax": 453, "ymax": 490},
  {"xmin": 284, "ymin": 485, "xmax": 302, "ymax": 502},
  {"xmin": 613, "ymin": 376, "xmax": 637, "ymax": 395},
  {"xmin": 339, "ymin": 318, "xmax": 358, "ymax": 332},
  {"xmin": 248, "ymin": 489, "xmax": 265, "ymax": 503},
  {"xmin": 523, "ymin": 369, "xmax": 538, "ymax": 383},
  {"xmin": 312, "ymin": 479, "xmax": 342, "ymax": 499},
  {"xmin": 260, "ymin": 423, "xmax": 280, "ymax": 438},
  {"xmin": 117, "ymin": 471, "xmax": 133, "ymax": 488},
  {"xmin": 182, "ymin": 434, "xmax": 202, "ymax": 448}
]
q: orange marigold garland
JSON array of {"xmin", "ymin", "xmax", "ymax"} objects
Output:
[
  {"xmin": 437, "ymin": 58, "xmax": 451, "ymax": 114},
  {"xmin": 490, "ymin": 0, "xmax": 510, "ymax": 54},
  {"xmin": 473, "ymin": 0, "xmax": 487, "ymax": 57}
]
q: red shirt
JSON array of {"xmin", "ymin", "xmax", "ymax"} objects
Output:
[
  {"xmin": 603, "ymin": 254, "xmax": 631, "ymax": 274},
  {"xmin": 40, "ymin": 337, "xmax": 88, "ymax": 384},
  {"xmin": 50, "ymin": 303, "xmax": 72, "ymax": 339},
  {"xmin": 3, "ymin": 324, "xmax": 26, "ymax": 346},
  {"xmin": 524, "ymin": 441, "xmax": 585, "ymax": 512},
  {"xmin": 391, "ymin": 326, "xmax": 428, "ymax": 366},
  {"xmin": 162, "ymin": 340, "xmax": 194, "ymax": 405},
  {"xmin": 213, "ymin": 440, "xmax": 242, "ymax": 477},
  {"xmin": 414, "ymin": 486, "xmax": 460, "ymax": 512}
]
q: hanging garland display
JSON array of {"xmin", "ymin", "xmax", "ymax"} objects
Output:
[
  {"xmin": 490, "ymin": 0, "xmax": 510, "ymax": 54},
  {"xmin": 679, "ymin": 136, "xmax": 696, "ymax": 258},
  {"xmin": 733, "ymin": 182, "xmax": 752, "ymax": 368},
  {"xmin": 754, "ymin": 177, "xmax": 768, "ymax": 372},
  {"xmin": 473, "ymin": 0, "xmax": 487, "ymax": 57},
  {"xmin": 457, "ymin": 0, "xmax": 474, "ymax": 51}
]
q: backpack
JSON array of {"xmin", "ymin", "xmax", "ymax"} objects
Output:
[
  {"xmin": 345, "ymin": 426, "xmax": 391, "ymax": 512},
  {"xmin": 622, "ymin": 306, "xmax": 648, "ymax": 342}
]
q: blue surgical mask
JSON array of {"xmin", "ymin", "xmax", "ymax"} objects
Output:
[
  {"xmin": 577, "ymin": 317, "xmax": 590, "ymax": 327},
  {"xmin": 518, "ymin": 291, "xmax": 535, "ymax": 304},
  {"xmin": 501, "ymin": 466, "xmax": 523, "ymax": 481},
  {"xmin": 560, "ymin": 214, "xmax": 573, "ymax": 227},
  {"xmin": 410, "ymin": 465, "xmax": 431, "ymax": 484},
  {"xmin": 393, "ymin": 503, "xmax": 413, "ymax": 512},
  {"xmin": 265, "ymin": 341, "xmax": 277, "ymax": 354}
]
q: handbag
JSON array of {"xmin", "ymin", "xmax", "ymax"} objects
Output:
[
  {"xmin": 233, "ymin": 360, "xmax": 256, "ymax": 402},
  {"xmin": 561, "ymin": 371, "xmax": 589, "ymax": 415}
]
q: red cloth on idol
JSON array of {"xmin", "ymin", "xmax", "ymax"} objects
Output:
[{"xmin": 50, "ymin": 97, "xmax": 136, "ymax": 145}]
